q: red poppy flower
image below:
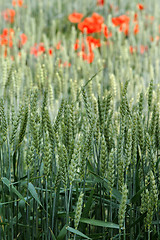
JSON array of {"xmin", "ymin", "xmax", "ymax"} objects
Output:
[
  {"xmin": 78, "ymin": 50, "xmax": 94, "ymax": 63},
  {"xmin": 103, "ymin": 25, "xmax": 112, "ymax": 38},
  {"xmin": 137, "ymin": 4, "xmax": 144, "ymax": 10},
  {"xmin": 134, "ymin": 23, "xmax": 139, "ymax": 35},
  {"xmin": 119, "ymin": 22, "xmax": 129, "ymax": 36},
  {"xmin": 112, "ymin": 15, "xmax": 130, "ymax": 26},
  {"xmin": 74, "ymin": 36, "xmax": 101, "ymax": 53},
  {"xmin": 2, "ymin": 9, "xmax": 16, "ymax": 23},
  {"xmin": 97, "ymin": 0, "xmax": 105, "ymax": 6},
  {"xmin": 48, "ymin": 48, "xmax": 53, "ymax": 55},
  {"xmin": 20, "ymin": 33, "xmax": 27, "ymax": 45},
  {"xmin": 12, "ymin": 0, "xmax": 16, "ymax": 6},
  {"xmin": 56, "ymin": 41, "xmax": 61, "ymax": 50},
  {"xmin": 68, "ymin": 12, "xmax": 84, "ymax": 23},
  {"xmin": 74, "ymin": 34, "xmax": 102, "ymax": 63},
  {"xmin": 12, "ymin": 0, "xmax": 23, "ymax": 7},
  {"xmin": 30, "ymin": 43, "xmax": 45, "ymax": 57},
  {"xmin": 129, "ymin": 46, "xmax": 137, "ymax": 54},
  {"xmin": 140, "ymin": 45, "xmax": 148, "ymax": 54},
  {"xmin": 59, "ymin": 60, "xmax": 71, "ymax": 67},
  {"xmin": 134, "ymin": 13, "xmax": 138, "ymax": 22},
  {"xmin": 78, "ymin": 13, "xmax": 104, "ymax": 34},
  {"xmin": 150, "ymin": 36, "xmax": 159, "ymax": 42},
  {"xmin": 87, "ymin": 36, "xmax": 101, "ymax": 48},
  {"xmin": 0, "ymin": 28, "xmax": 14, "ymax": 47}
]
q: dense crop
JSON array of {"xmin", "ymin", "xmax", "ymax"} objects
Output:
[{"xmin": 0, "ymin": 0, "xmax": 160, "ymax": 239}]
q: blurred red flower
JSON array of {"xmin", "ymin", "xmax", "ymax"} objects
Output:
[
  {"xmin": 2, "ymin": 9, "xmax": 16, "ymax": 23},
  {"xmin": 12, "ymin": 0, "xmax": 23, "ymax": 7},
  {"xmin": 30, "ymin": 43, "xmax": 45, "ymax": 57},
  {"xmin": 78, "ymin": 13, "xmax": 104, "ymax": 34},
  {"xmin": 97, "ymin": 0, "xmax": 105, "ymax": 6},
  {"xmin": 134, "ymin": 13, "xmax": 138, "ymax": 21},
  {"xmin": 119, "ymin": 22, "xmax": 129, "ymax": 36},
  {"xmin": 0, "ymin": 28, "xmax": 14, "ymax": 47},
  {"xmin": 78, "ymin": 50, "xmax": 94, "ymax": 63},
  {"xmin": 150, "ymin": 36, "xmax": 160, "ymax": 42},
  {"xmin": 129, "ymin": 46, "xmax": 137, "ymax": 54},
  {"xmin": 103, "ymin": 25, "xmax": 112, "ymax": 38},
  {"xmin": 48, "ymin": 48, "xmax": 53, "ymax": 55},
  {"xmin": 68, "ymin": 12, "xmax": 84, "ymax": 23},
  {"xmin": 134, "ymin": 23, "xmax": 139, "ymax": 35},
  {"xmin": 74, "ymin": 36, "xmax": 101, "ymax": 52},
  {"xmin": 112, "ymin": 15, "xmax": 130, "ymax": 26},
  {"xmin": 59, "ymin": 60, "xmax": 71, "ymax": 67},
  {"xmin": 87, "ymin": 36, "xmax": 101, "ymax": 48},
  {"xmin": 20, "ymin": 33, "xmax": 27, "ymax": 45},
  {"xmin": 137, "ymin": 4, "xmax": 144, "ymax": 10},
  {"xmin": 56, "ymin": 41, "xmax": 61, "ymax": 50},
  {"xmin": 74, "ymin": 36, "xmax": 101, "ymax": 63},
  {"xmin": 140, "ymin": 45, "xmax": 148, "ymax": 54}
]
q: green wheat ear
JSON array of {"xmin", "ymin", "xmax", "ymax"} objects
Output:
[
  {"xmin": 74, "ymin": 191, "xmax": 84, "ymax": 229},
  {"xmin": 43, "ymin": 131, "xmax": 52, "ymax": 177},
  {"xmin": 107, "ymin": 148, "xmax": 115, "ymax": 197},
  {"xmin": 118, "ymin": 184, "xmax": 128, "ymax": 231},
  {"xmin": 69, "ymin": 135, "xmax": 81, "ymax": 185},
  {"xmin": 57, "ymin": 143, "xmax": 68, "ymax": 189},
  {"xmin": 148, "ymin": 79, "xmax": 153, "ymax": 113},
  {"xmin": 100, "ymin": 134, "xmax": 107, "ymax": 178},
  {"xmin": 0, "ymin": 98, "xmax": 7, "ymax": 145}
]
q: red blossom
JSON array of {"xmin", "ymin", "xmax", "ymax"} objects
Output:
[
  {"xmin": 78, "ymin": 13, "xmax": 104, "ymax": 34},
  {"xmin": 140, "ymin": 45, "xmax": 148, "ymax": 54},
  {"xmin": 112, "ymin": 15, "xmax": 130, "ymax": 27},
  {"xmin": 48, "ymin": 48, "xmax": 53, "ymax": 55},
  {"xmin": 59, "ymin": 60, "xmax": 71, "ymax": 67},
  {"xmin": 74, "ymin": 36, "xmax": 100, "ymax": 64},
  {"xmin": 74, "ymin": 36, "xmax": 101, "ymax": 55},
  {"xmin": 97, "ymin": 0, "xmax": 105, "ymax": 6},
  {"xmin": 78, "ymin": 50, "xmax": 94, "ymax": 63},
  {"xmin": 103, "ymin": 25, "xmax": 112, "ymax": 38},
  {"xmin": 12, "ymin": 0, "xmax": 23, "ymax": 7},
  {"xmin": 0, "ymin": 28, "xmax": 14, "ymax": 47},
  {"xmin": 30, "ymin": 43, "xmax": 45, "ymax": 57},
  {"xmin": 150, "ymin": 36, "xmax": 159, "ymax": 42},
  {"xmin": 68, "ymin": 12, "xmax": 84, "ymax": 23},
  {"xmin": 129, "ymin": 45, "xmax": 148, "ymax": 54},
  {"xmin": 134, "ymin": 13, "xmax": 138, "ymax": 22},
  {"xmin": 74, "ymin": 37, "xmax": 99, "ymax": 51},
  {"xmin": 20, "ymin": 33, "xmax": 27, "ymax": 45},
  {"xmin": 2, "ymin": 9, "xmax": 16, "ymax": 23},
  {"xmin": 119, "ymin": 22, "xmax": 129, "ymax": 36},
  {"xmin": 134, "ymin": 23, "xmax": 139, "ymax": 35},
  {"xmin": 56, "ymin": 41, "xmax": 61, "ymax": 50},
  {"xmin": 137, "ymin": 4, "xmax": 144, "ymax": 10},
  {"xmin": 87, "ymin": 36, "xmax": 101, "ymax": 48},
  {"xmin": 129, "ymin": 46, "xmax": 137, "ymax": 54}
]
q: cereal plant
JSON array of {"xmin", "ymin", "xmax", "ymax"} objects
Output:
[{"xmin": 0, "ymin": 0, "xmax": 160, "ymax": 239}]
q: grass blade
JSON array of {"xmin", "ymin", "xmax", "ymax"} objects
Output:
[
  {"xmin": 80, "ymin": 218, "xmax": 120, "ymax": 229},
  {"xmin": 66, "ymin": 226, "xmax": 91, "ymax": 239}
]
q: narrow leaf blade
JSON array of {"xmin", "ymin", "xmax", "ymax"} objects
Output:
[
  {"xmin": 28, "ymin": 182, "xmax": 42, "ymax": 207},
  {"xmin": 80, "ymin": 218, "xmax": 119, "ymax": 229},
  {"xmin": 2, "ymin": 177, "xmax": 27, "ymax": 204},
  {"xmin": 66, "ymin": 226, "xmax": 91, "ymax": 239},
  {"xmin": 57, "ymin": 224, "xmax": 67, "ymax": 240}
]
